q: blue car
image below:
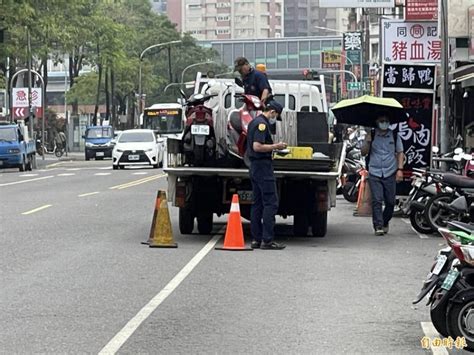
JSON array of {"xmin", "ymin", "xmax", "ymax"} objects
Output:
[{"xmin": 83, "ymin": 126, "xmax": 114, "ymax": 160}]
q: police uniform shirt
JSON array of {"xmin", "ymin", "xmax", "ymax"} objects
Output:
[
  {"xmin": 243, "ymin": 68, "xmax": 272, "ymax": 98},
  {"xmin": 247, "ymin": 114, "xmax": 273, "ymax": 161},
  {"xmin": 369, "ymin": 128, "xmax": 404, "ymax": 178}
]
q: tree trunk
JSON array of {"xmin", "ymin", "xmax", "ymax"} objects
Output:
[
  {"xmin": 105, "ymin": 64, "xmax": 110, "ymax": 121},
  {"xmin": 94, "ymin": 44, "xmax": 102, "ymax": 126},
  {"xmin": 111, "ymin": 66, "xmax": 117, "ymax": 127}
]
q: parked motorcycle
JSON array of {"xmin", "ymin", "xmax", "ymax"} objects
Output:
[
  {"xmin": 36, "ymin": 139, "xmax": 64, "ymax": 158},
  {"xmin": 226, "ymin": 92, "xmax": 263, "ymax": 167},
  {"xmin": 180, "ymin": 90, "xmax": 217, "ymax": 167},
  {"xmin": 340, "ymin": 141, "xmax": 365, "ymax": 203}
]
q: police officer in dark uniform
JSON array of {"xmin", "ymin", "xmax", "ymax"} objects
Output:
[
  {"xmin": 234, "ymin": 57, "xmax": 272, "ymax": 103},
  {"xmin": 247, "ymin": 100, "xmax": 287, "ymax": 250}
]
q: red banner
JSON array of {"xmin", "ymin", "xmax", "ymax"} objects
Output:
[{"xmin": 406, "ymin": 0, "xmax": 438, "ymax": 21}]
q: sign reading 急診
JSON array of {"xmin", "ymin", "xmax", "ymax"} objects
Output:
[
  {"xmin": 12, "ymin": 88, "xmax": 42, "ymax": 108},
  {"xmin": 381, "ymin": 20, "xmax": 440, "ymax": 63}
]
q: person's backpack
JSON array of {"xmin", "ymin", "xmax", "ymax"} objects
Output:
[{"xmin": 365, "ymin": 129, "xmax": 398, "ymax": 170}]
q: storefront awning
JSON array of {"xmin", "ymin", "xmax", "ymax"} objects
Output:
[{"xmin": 451, "ymin": 73, "xmax": 474, "ymax": 87}]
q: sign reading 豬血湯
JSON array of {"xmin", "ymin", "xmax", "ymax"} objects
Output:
[{"xmin": 382, "ymin": 20, "xmax": 441, "ymax": 63}]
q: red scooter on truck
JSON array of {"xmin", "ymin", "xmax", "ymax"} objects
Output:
[{"xmin": 180, "ymin": 90, "xmax": 217, "ymax": 167}]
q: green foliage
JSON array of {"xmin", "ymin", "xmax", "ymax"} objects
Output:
[{"xmin": 1, "ymin": 0, "xmax": 227, "ymax": 117}]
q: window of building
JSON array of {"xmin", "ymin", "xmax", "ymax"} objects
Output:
[
  {"xmin": 216, "ymin": 29, "xmax": 230, "ymax": 34},
  {"xmin": 216, "ymin": 15, "xmax": 229, "ymax": 21},
  {"xmin": 188, "ymin": 4, "xmax": 201, "ymax": 10}
]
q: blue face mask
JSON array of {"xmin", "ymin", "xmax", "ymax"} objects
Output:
[{"xmin": 378, "ymin": 121, "xmax": 390, "ymax": 130}]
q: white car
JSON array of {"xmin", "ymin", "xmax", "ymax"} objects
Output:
[{"xmin": 112, "ymin": 129, "xmax": 164, "ymax": 170}]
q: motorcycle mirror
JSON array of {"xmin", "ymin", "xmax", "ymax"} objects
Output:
[
  {"xmin": 453, "ymin": 155, "xmax": 462, "ymax": 162},
  {"xmin": 455, "ymin": 147, "xmax": 464, "ymax": 155},
  {"xmin": 234, "ymin": 77, "xmax": 244, "ymax": 88},
  {"xmin": 431, "ymin": 146, "xmax": 439, "ymax": 153}
]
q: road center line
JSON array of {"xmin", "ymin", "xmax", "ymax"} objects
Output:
[
  {"xmin": 78, "ymin": 192, "xmax": 100, "ymax": 197},
  {"xmin": 0, "ymin": 175, "xmax": 54, "ymax": 187},
  {"xmin": 109, "ymin": 174, "xmax": 165, "ymax": 190},
  {"xmin": 22, "ymin": 204, "xmax": 52, "ymax": 215},
  {"xmin": 98, "ymin": 234, "xmax": 221, "ymax": 355},
  {"xmin": 420, "ymin": 322, "xmax": 449, "ymax": 355}
]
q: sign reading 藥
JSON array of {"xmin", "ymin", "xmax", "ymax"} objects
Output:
[
  {"xmin": 343, "ymin": 31, "xmax": 362, "ymax": 65},
  {"xmin": 381, "ymin": 20, "xmax": 441, "ymax": 63},
  {"xmin": 382, "ymin": 63, "xmax": 436, "ymax": 194},
  {"xmin": 320, "ymin": 0, "xmax": 394, "ymax": 7}
]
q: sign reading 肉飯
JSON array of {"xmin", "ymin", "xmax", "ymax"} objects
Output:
[
  {"xmin": 320, "ymin": 0, "xmax": 394, "ymax": 7},
  {"xmin": 383, "ymin": 64, "xmax": 435, "ymax": 90},
  {"xmin": 382, "ymin": 20, "xmax": 440, "ymax": 63}
]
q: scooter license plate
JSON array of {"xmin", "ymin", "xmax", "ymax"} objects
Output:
[
  {"xmin": 191, "ymin": 125, "xmax": 210, "ymax": 135},
  {"xmin": 432, "ymin": 255, "xmax": 448, "ymax": 276},
  {"xmin": 441, "ymin": 269, "xmax": 460, "ymax": 290}
]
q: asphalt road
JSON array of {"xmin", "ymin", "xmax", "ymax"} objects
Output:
[{"xmin": 0, "ymin": 156, "xmax": 470, "ymax": 354}]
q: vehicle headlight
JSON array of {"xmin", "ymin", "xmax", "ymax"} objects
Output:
[
  {"xmin": 8, "ymin": 148, "xmax": 20, "ymax": 153},
  {"xmin": 85, "ymin": 142, "xmax": 94, "ymax": 147}
]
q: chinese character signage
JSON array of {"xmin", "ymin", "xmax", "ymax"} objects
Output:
[
  {"xmin": 382, "ymin": 20, "xmax": 440, "ymax": 63},
  {"xmin": 12, "ymin": 88, "xmax": 42, "ymax": 108},
  {"xmin": 320, "ymin": 0, "xmax": 394, "ymax": 7},
  {"xmin": 405, "ymin": 0, "xmax": 438, "ymax": 21},
  {"xmin": 383, "ymin": 64, "xmax": 435, "ymax": 90},
  {"xmin": 322, "ymin": 52, "xmax": 342, "ymax": 70},
  {"xmin": 343, "ymin": 31, "xmax": 362, "ymax": 65}
]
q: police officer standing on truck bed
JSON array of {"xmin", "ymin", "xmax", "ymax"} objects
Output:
[
  {"xmin": 247, "ymin": 100, "xmax": 287, "ymax": 250},
  {"xmin": 234, "ymin": 57, "xmax": 272, "ymax": 103}
]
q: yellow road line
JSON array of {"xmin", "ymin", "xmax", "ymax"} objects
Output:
[
  {"xmin": 78, "ymin": 191, "xmax": 100, "ymax": 197},
  {"xmin": 109, "ymin": 174, "xmax": 166, "ymax": 190},
  {"xmin": 46, "ymin": 162, "xmax": 64, "ymax": 168},
  {"xmin": 0, "ymin": 176, "xmax": 54, "ymax": 187},
  {"xmin": 22, "ymin": 204, "xmax": 52, "ymax": 215}
]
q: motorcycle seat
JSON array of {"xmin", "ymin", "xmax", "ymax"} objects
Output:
[
  {"xmin": 448, "ymin": 220, "xmax": 474, "ymax": 234},
  {"xmin": 442, "ymin": 173, "xmax": 474, "ymax": 188}
]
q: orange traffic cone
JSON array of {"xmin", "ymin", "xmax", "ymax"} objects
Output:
[
  {"xmin": 149, "ymin": 191, "xmax": 178, "ymax": 248},
  {"xmin": 215, "ymin": 194, "xmax": 252, "ymax": 251},
  {"xmin": 141, "ymin": 190, "xmax": 163, "ymax": 245},
  {"xmin": 353, "ymin": 169, "xmax": 372, "ymax": 217}
]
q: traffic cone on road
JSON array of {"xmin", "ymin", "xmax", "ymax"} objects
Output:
[
  {"xmin": 141, "ymin": 190, "xmax": 163, "ymax": 245},
  {"xmin": 215, "ymin": 194, "xmax": 252, "ymax": 251},
  {"xmin": 149, "ymin": 190, "xmax": 178, "ymax": 248},
  {"xmin": 353, "ymin": 169, "xmax": 372, "ymax": 217}
]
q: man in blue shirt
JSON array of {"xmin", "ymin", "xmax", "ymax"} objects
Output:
[
  {"xmin": 247, "ymin": 100, "xmax": 287, "ymax": 250},
  {"xmin": 234, "ymin": 57, "xmax": 272, "ymax": 103},
  {"xmin": 361, "ymin": 114, "xmax": 405, "ymax": 236}
]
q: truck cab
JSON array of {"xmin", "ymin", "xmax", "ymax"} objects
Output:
[
  {"xmin": 83, "ymin": 125, "xmax": 114, "ymax": 160},
  {"xmin": 0, "ymin": 121, "xmax": 36, "ymax": 171}
]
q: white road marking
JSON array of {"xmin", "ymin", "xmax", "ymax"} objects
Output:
[
  {"xmin": 94, "ymin": 173, "xmax": 111, "ymax": 176},
  {"xmin": 0, "ymin": 175, "xmax": 54, "ymax": 187},
  {"xmin": 98, "ymin": 234, "xmax": 221, "ymax": 355},
  {"xmin": 402, "ymin": 218, "xmax": 410, "ymax": 224},
  {"xmin": 66, "ymin": 168, "xmax": 81, "ymax": 171},
  {"xmin": 99, "ymin": 166, "xmax": 112, "ymax": 170},
  {"xmin": 132, "ymin": 172, "xmax": 149, "ymax": 175},
  {"xmin": 57, "ymin": 173, "xmax": 76, "ymax": 177},
  {"xmin": 78, "ymin": 192, "xmax": 100, "ymax": 197},
  {"xmin": 19, "ymin": 174, "xmax": 39, "ymax": 177},
  {"xmin": 22, "ymin": 204, "xmax": 52, "ymax": 215},
  {"xmin": 420, "ymin": 322, "xmax": 449, "ymax": 355}
]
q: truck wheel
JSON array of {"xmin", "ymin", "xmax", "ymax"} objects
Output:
[
  {"xmin": 311, "ymin": 211, "xmax": 327, "ymax": 238},
  {"xmin": 179, "ymin": 207, "xmax": 195, "ymax": 234},
  {"xmin": 19, "ymin": 156, "xmax": 26, "ymax": 172},
  {"xmin": 197, "ymin": 214, "xmax": 213, "ymax": 235},
  {"xmin": 293, "ymin": 213, "xmax": 309, "ymax": 236}
]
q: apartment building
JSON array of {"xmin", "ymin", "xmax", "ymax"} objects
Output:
[
  {"xmin": 151, "ymin": 0, "xmax": 284, "ymax": 40},
  {"xmin": 284, "ymin": 0, "xmax": 349, "ymax": 37}
]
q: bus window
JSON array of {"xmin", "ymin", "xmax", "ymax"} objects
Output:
[{"xmin": 144, "ymin": 108, "xmax": 183, "ymax": 134}]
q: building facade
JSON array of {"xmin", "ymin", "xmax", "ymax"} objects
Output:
[
  {"xmin": 151, "ymin": 0, "xmax": 284, "ymax": 40},
  {"xmin": 284, "ymin": 0, "xmax": 349, "ymax": 37}
]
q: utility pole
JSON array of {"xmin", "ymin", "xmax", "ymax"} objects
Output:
[{"xmin": 440, "ymin": 0, "xmax": 449, "ymax": 156}]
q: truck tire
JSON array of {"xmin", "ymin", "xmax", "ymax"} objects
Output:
[
  {"xmin": 19, "ymin": 156, "xmax": 26, "ymax": 172},
  {"xmin": 293, "ymin": 213, "xmax": 309, "ymax": 236},
  {"xmin": 197, "ymin": 214, "xmax": 213, "ymax": 235},
  {"xmin": 179, "ymin": 207, "xmax": 194, "ymax": 234},
  {"xmin": 311, "ymin": 211, "xmax": 327, "ymax": 238}
]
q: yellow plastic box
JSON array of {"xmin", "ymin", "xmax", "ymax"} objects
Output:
[{"xmin": 273, "ymin": 146, "xmax": 313, "ymax": 160}]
